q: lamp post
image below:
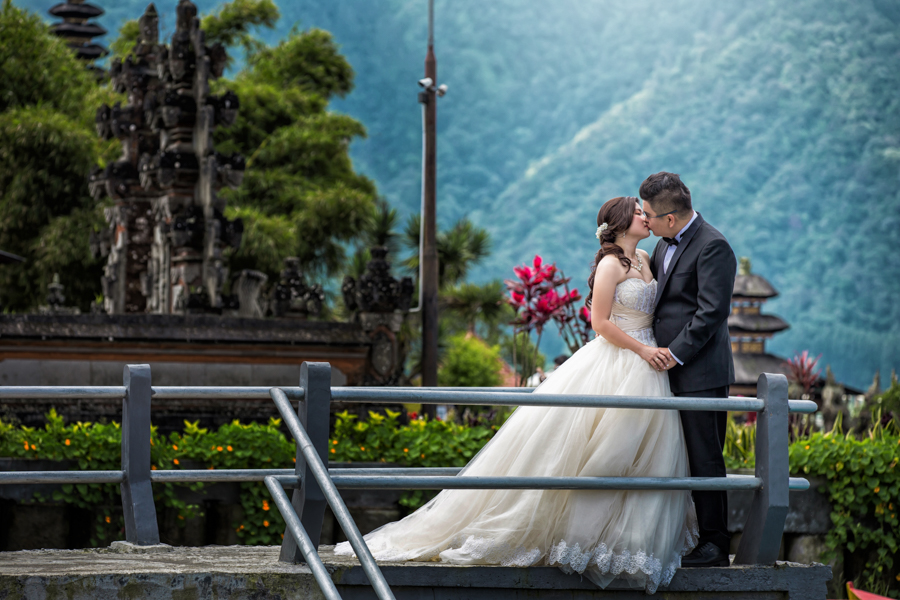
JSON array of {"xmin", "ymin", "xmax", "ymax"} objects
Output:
[{"xmin": 419, "ymin": 0, "xmax": 440, "ymax": 390}]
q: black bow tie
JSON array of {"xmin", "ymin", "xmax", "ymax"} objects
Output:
[{"xmin": 663, "ymin": 237, "xmax": 679, "ymax": 247}]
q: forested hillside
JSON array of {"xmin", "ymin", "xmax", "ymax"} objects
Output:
[{"xmin": 16, "ymin": 0, "xmax": 900, "ymax": 388}]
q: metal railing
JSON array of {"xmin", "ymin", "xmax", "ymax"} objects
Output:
[{"xmin": 0, "ymin": 363, "xmax": 817, "ymax": 600}]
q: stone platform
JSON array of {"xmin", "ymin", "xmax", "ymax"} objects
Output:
[{"xmin": 0, "ymin": 544, "xmax": 831, "ymax": 600}]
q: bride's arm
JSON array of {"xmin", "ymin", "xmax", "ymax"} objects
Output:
[{"xmin": 590, "ymin": 257, "xmax": 670, "ymax": 371}]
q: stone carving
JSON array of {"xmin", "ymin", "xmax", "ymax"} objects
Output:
[
  {"xmin": 270, "ymin": 258, "xmax": 325, "ymax": 319},
  {"xmin": 342, "ymin": 247, "xmax": 414, "ymax": 314},
  {"xmin": 38, "ymin": 274, "xmax": 81, "ymax": 316},
  {"xmin": 231, "ymin": 269, "xmax": 268, "ymax": 318},
  {"xmin": 91, "ymin": 1, "xmax": 244, "ymax": 315},
  {"xmin": 342, "ymin": 247, "xmax": 414, "ymax": 385}
]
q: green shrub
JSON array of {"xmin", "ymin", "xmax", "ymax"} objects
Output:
[
  {"xmin": 438, "ymin": 333, "xmax": 503, "ymax": 388},
  {"xmin": 0, "ymin": 409, "xmax": 497, "ymax": 544}
]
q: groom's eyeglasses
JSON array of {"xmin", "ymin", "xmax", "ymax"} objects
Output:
[{"xmin": 643, "ymin": 210, "xmax": 678, "ymax": 219}]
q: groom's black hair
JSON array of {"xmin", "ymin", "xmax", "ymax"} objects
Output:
[{"xmin": 639, "ymin": 172, "xmax": 692, "ymax": 217}]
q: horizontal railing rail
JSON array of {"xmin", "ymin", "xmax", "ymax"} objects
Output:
[{"xmin": 0, "ymin": 362, "xmax": 809, "ymax": 600}]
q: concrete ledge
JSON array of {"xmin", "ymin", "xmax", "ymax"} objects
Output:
[{"xmin": 0, "ymin": 545, "xmax": 832, "ymax": 600}]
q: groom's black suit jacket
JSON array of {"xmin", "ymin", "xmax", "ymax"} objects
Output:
[{"xmin": 649, "ymin": 214, "xmax": 736, "ymax": 394}]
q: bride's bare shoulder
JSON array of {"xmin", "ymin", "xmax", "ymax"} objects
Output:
[{"xmin": 595, "ymin": 254, "xmax": 629, "ymax": 283}]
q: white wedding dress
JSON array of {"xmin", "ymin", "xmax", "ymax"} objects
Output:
[{"xmin": 335, "ymin": 278, "xmax": 698, "ymax": 594}]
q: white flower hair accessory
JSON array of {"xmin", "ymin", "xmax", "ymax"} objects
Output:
[{"xmin": 595, "ymin": 223, "xmax": 608, "ymax": 239}]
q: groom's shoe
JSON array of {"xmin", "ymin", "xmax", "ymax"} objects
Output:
[{"xmin": 681, "ymin": 542, "xmax": 730, "ymax": 567}]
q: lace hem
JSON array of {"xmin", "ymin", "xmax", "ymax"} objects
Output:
[{"xmin": 334, "ymin": 515, "xmax": 700, "ymax": 595}]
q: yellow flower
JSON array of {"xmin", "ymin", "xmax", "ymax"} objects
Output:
[
  {"xmin": 30, "ymin": 444, "xmax": 36, "ymax": 450},
  {"xmin": 23, "ymin": 441, "xmax": 28, "ymax": 450},
  {"xmin": 173, "ymin": 458, "xmax": 180, "ymax": 465},
  {"xmin": 403, "ymin": 448, "xmax": 409, "ymax": 453},
  {"xmin": 151, "ymin": 465, "xmax": 157, "ymax": 470},
  {"xmin": 172, "ymin": 444, "xmax": 178, "ymax": 451},
  {"xmin": 360, "ymin": 446, "xmax": 365, "ymax": 451},
  {"xmin": 263, "ymin": 520, "xmax": 270, "ymax": 527},
  {"xmin": 65, "ymin": 439, "xmax": 71, "ymax": 446},
  {"xmin": 105, "ymin": 516, "xmax": 111, "ymax": 523},
  {"xmin": 217, "ymin": 446, "xmax": 223, "ymax": 452},
  {"xmin": 874, "ymin": 486, "xmax": 881, "ymax": 494},
  {"xmin": 332, "ymin": 440, "xmax": 338, "ymax": 445},
  {"xmin": 227, "ymin": 446, "xmax": 233, "ymax": 452},
  {"xmin": 330, "ymin": 448, "xmax": 336, "ymax": 454},
  {"xmin": 421, "ymin": 454, "xmax": 425, "ymax": 459},
  {"xmin": 804, "ymin": 445, "xmax": 810, "ymax": 450}
]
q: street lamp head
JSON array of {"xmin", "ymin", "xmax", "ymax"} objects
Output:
[
  {"xmin": 418, "ymin": 77, "xmax": 433, "ymax": 89},
  {"xmin": 436, "ymin": 84, "xmax": 448, "ymax": 97}
]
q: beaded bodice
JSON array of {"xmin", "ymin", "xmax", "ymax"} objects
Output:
[{"xmin": 610, "ymin": 278, "xmax": 657, "ymax": 347}]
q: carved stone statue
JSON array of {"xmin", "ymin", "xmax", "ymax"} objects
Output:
[{"xmin": 270, "ymin": 258, "xmax": 325, "ymax": 319}]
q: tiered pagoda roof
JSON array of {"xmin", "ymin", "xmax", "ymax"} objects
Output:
[
  {"xmin": 729, "ymin": 258, "xmax": 792, "ymax": 395},
  {"xmin": 48, "ymin": 1, "xmax": 108, "ymax": 63}
]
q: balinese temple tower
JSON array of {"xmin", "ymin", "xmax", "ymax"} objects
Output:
[
  {"xmin": 729, "ymin": 257, "xmax": 791, "ymax": 396},
  {"xmin": 89, "ymin": 1, "xmax": 244, "ymax": 315},
  {"xmin": 48, "ymin": 0, "xmax": 109, "ymax": 67}
]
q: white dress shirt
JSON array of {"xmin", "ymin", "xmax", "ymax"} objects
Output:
[
  {"xmin": 663, "ymin": 211, "xmax": 698, "ymax": 275},
  {"xmin": 662, "ymin": 211, "xmax": 697, "ymax": 366}
]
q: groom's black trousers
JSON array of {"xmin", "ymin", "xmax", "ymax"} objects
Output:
[{"xmin": 676, "ymin": 386, "xmax": 730, "ymax": 554}]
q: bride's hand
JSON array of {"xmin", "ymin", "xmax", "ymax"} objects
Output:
[{"xmin": 639, "ymin": 346, "xmax": 670, "ymax": 371}]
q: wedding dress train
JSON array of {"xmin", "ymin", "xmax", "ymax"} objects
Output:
[{"xmin": 335, "ymin": 278, "xmax": 698, "ymax": 594}]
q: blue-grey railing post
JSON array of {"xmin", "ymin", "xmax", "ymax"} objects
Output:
[
  {"xmin": 121, "ymin": 364, "xmax": 160, "ymax": 545},
  {"xmin": 280, "ymin": 361, "xmax": 331, "ymax": 563},
  {"xmin": 734, "ymin": 373, "xmax": 789, "ymax": 565}
]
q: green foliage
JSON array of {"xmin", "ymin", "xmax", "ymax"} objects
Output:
[
  {"xmin": 875, "ymin": 377, "xmax": 900, "ymax": 431},
  {"xmin": 0, "ymin": 0, "xmax": 94, "ymax": 118},
  {"xmin": 441, "ymin": 281, "xmax": 509, "ymax": 336},
  {"xmin": 500, "ymin": 331, "xmax": 546, "ymax": 383},
  {"xmin": 723, "ymin": 416, "xmax": 757, "ymax": 470},
  {"xmin": 402, "ymin": 215, "xmax": 492, "ymax": 290},
  {"xmin": 201, "ymin": 0, "xmax": 279, "ymax": 59},
  {"xmin": 728, "ymin": 415, "xmax": 900, "ymax": 596},
  {"xmin": 246, "ymin": 28, "xmax": 354, "ymax": 100},
  {"xmin": 0, "ymin": 107, "xmax": 105, "ymax": 310},
  {"xmin": 791, "ymin": 431, "xmax": 900, "ymax": 596},
  {"xmin": 108, "ymin": 19, "xmax": 139, "ymax": 62},
  {"xmin": 438, "ymin": 333, "xmax": 503, "ymax": 388},
  {"xmin": 0, "ymin": 1, "xmax": 122, "ymax": 311},
  {"xmin": 208, "ymin": 12, "xmax": 377, "ymax": 281},
  {"xmin": 223, "ymin": 206, "xmax": 296, "ymax": 279}
]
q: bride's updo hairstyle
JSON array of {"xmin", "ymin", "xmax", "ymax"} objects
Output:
[{"xmin": 585, "ymin": 196, "xmax": 638, "ymax": 309}]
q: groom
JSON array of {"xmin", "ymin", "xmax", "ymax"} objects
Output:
[{"xmin": 640, "ymin": 172, "xmax": 737, "ymax": 568}]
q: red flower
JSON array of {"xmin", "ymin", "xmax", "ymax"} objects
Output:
[{"xmin": 408, "ymin": 411, "xmax": 418, "ymax": 420}]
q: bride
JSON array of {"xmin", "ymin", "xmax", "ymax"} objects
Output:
[{"xmin": 335, "ymin": 196, "xmax": 698, "ymax": 594}]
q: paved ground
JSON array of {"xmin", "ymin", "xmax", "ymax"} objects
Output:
[{"xmin": 0, "ymin": 544, "xmax": 832, "ymax": 600}]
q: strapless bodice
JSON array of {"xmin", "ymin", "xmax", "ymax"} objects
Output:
[{"xmin": 609, "ymin": 278, "xmax": 657, "ymax": 347}]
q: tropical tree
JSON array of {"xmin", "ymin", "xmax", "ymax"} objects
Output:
[{"xmin": 0, "ymin": 0, "xmax": 119, "ymax": 311}]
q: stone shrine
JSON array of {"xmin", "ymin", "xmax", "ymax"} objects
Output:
[{"xmin": 90, "ymin": 1, "xmax": 244, "ymax": 316}]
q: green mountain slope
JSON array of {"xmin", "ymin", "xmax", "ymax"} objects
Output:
[{"xmin": 15, "ymin": 0, "xmax": 900, "ymax": 388}]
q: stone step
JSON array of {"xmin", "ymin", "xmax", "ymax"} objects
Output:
[{"xmin": 0, "ymin": 544, "xmax": 831, "ymax": 600}]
